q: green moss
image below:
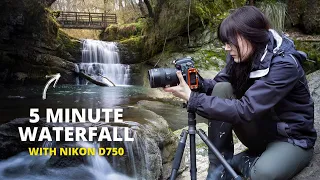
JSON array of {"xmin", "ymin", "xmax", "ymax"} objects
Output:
[
  {"xmin": 193, "ymin": 0, "xmax": 246, "ymax": 30},
  {"xmin": 102, "ymin": 19, "xmax": 146, "ymax": 41},
  {"xmin": 44, "ymin": 8, "xmax": 60, "ymax": 28},
  {"xmin": 194, "ymin": 49, "xmax": 226, "ymax": 70},
  {"xmin": 120, "ymin": 36, "xmax": 144, "ymax": 49},
  {"xmin": 294, "ymin": 40, "xmax": 320, "ymax": 74},
  {"xmin": 57, "ymin": 30, "xmax": 77, "ymax": 48},
  {"xmin": 119, "ymin": 36, "xmax": 146, "ymax": 61},
  {"xmin": 56, "ymin": 30, "xmax": 81, "ymax": 59}
]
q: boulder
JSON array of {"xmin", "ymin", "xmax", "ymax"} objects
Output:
[{"xmin": 286, "ymin": 0, "xmax": 320, "ymax": 34}]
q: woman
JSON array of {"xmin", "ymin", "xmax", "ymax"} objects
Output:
[{"xmin": 164, "ymin": 6, "xmax": 317, "ymax": 180}]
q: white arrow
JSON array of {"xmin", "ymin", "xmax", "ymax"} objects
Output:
[{"xmin": 42, "ymin": 73, "xmax": 61, "ymax": 100}]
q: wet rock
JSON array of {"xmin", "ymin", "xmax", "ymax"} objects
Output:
[
  {"xmin": 0, "ymin": 118, "xmax": 45, "ymax": 159},
  {"xmin": 46, "ymin": 144, "xmax": 87, "ymax": 168}
]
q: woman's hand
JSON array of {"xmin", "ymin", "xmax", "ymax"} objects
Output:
[{"xmin": 163, "ymin": 71, "xmax": 191, "ymax": 101}]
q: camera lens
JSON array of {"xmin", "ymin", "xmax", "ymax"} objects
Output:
[{"xmin": 148, "ymin": 68, "xmax": 179, "ymax": 88}]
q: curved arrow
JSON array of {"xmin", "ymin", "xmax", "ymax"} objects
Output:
[{"xmin": 42, "ymin": 73, "xmax": 61, "ymax": 100}]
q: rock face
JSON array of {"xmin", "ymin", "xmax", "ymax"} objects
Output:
[
  {"xmin": 286, "ymin": 0, "xmax": 320, "ymax": 34},
  {"xmin": 0, "ymin": 0, "xmax": 81, "ymax": 85}
]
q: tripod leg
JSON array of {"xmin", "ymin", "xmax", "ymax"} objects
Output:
[
  {"xmin": 197, "ymin": 129, "xmax": 242, "ymax": 180},
  {"xmin": 189, "ymin": 128, "xmax": 197, "ymax": 180},
  {"xmin": 188, "ymin": 112, "xmax": 197, "ymax": 180},
  {"xmin": 170, "ymin": 129, "xmax": 188, "ymax": 180}
]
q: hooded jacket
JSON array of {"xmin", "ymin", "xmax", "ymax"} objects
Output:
[{"xmin": 187, "ymin": 29, "xmax": 317, "ymax": 149}]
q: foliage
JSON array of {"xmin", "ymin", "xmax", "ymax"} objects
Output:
[
  {"xmin": 258, "ymin": 1, "xmax": 286, "ymax": 31},
  {"xmin": 193, "ymin": 0, "xmax": 246, "ymax": 30}
]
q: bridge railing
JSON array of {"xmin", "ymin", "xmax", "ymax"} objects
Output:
[{"xmin": 55, "ymin": 11, "xmax": 117, "ymax": 29}]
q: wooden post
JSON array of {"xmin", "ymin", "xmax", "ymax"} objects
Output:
[
  {"xmin": 101, "ymin": 13, "xmax": 103, "ymax": 27},
  {"xmin": 75, "ymin": 13, "xmax": 78, "ymax": 25}
]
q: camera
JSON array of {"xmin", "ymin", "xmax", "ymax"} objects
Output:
[{"xmin": 148, "ymin": 57, "xmax": 199, "ymax": 89}]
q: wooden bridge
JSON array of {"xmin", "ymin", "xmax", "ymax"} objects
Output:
[{"xmin": 54, "ymin": 11, "xmax": 117, "ymax": 29}]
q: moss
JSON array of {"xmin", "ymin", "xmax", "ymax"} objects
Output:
[
  {"xmin": 294, "ymin": 40, "xmax": 320, "ymax": 74},
  {"xmin": 101, "ymin": 19, "xmax": 146, "ymax": 41},
  {"xmin": 193, "ymin": 48, "xmax": 226, "ymax": 70},
  {"xmin": 44, "ymin": 8, "xmax": 60, "ymax": 28},
  {"xmin": 57, "ymin": 30, "xmax": 77, "ymax": 49},
  {"xmin": 193, "ymin": 0, "xmax": 246, "ymax": 30},
  {"xmin": 56, "ymin": 30, "xmax": 81, "ymax": 60},
  {"xmin": 121, "ymin": 36, "xmax": 143, "ymax": 53}
]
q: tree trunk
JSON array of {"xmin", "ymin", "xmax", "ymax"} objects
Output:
[
  {"xmin": 104, "ymin": 0, "xmax": 107, "ymax": 13},
  {"xmin": 154, "ymin": 0, "xmax": 165, "ymax": 23},
  {"xmin": 144, "ymin": 0, "xmax": 154, "ymax": 18},
  {"xmin": 138, "ymin": 0, "xmax": 147, "ymax": 17}
]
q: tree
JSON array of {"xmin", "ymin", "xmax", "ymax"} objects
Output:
[{"xmin": 144, "ymin": 0, "xmax": 154, "ymax": 18}]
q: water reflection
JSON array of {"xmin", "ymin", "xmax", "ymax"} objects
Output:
[{"xmin": 0, "ymin": 85, "xmax": 148, "ymax": 124}]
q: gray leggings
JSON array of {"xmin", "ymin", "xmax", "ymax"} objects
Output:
[{"xmin": 206, "ymin": 82, "xmax": 314, "ymax": 180}]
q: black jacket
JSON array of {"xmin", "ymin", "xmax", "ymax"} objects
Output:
[{"xmin": 187, "ymin": 29, "xmax": 317, "ymax": 149}]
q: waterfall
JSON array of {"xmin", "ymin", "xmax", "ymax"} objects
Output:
[
  {"xmin": 0, "ymin": 129, "xmax": 149, "ymax": 180},
  {"xmin": 79, "ymin": 39, "xmax": 130, "ymax": 86}
]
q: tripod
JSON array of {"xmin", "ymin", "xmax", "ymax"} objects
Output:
[{"xmin": 169, "ymin": 112, "xmax": 242, "ymax": 180}]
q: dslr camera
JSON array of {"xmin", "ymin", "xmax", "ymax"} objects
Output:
[{"xmin": 148, "ymin": 57, "xmax": 199, "ymax": 90}]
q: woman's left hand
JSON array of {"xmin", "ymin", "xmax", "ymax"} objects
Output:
[{"xmin": 163, "ymin": 71, "xmax": 191, "ymax": 101}]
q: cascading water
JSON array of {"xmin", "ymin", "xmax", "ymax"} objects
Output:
[
  {"xmin": 0, "ymin": 135, "xmax": 148, "ymax": 180},
  {"xmin": 78, "ymin": 39, "xmax": 130, "ymax": 86}
]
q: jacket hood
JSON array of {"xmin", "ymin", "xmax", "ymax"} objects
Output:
[{"xmin": 249, "ymin": 29, "xmax": 301, "ymax": 79}]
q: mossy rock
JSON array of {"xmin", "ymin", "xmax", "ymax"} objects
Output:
[
  {"xmin": 294, "ymin": 40, "xmax": 320, "ymax": 74},
  {"xmin": 192, "ymin": 48, "xmax": 226, "ymax": 70},
  {"xmin": 118, "ymin": 36, "xmax": 146, "ymax": 64},
  {"xmin": 56, "ymin": 30, "xmax": 82, "ymax": 62},
  {"xmin": 286, "ymin": 0, "xmax": 320, "ymax": 34},
  {"xmin": 101, "ymin": 20, "xmax": 145, "ymax": 41},
  {"xmin": 193, "ymin": 0, "xmax": 246, "ymax": 29}
]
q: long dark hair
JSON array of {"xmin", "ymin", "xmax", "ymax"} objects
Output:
[{"xmin": 218, "ymin": 6, "xmax": 271, "ymax": 98}]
